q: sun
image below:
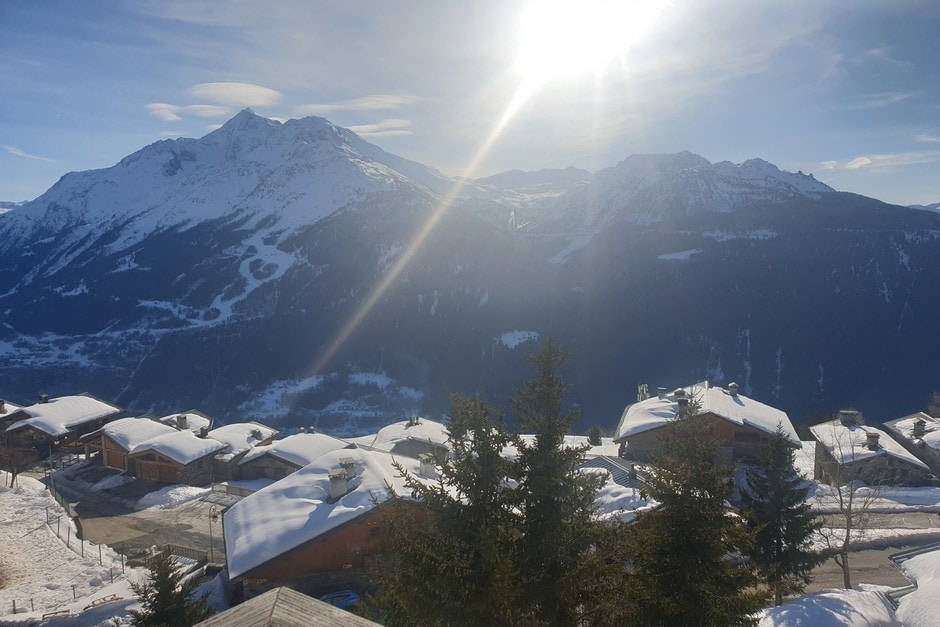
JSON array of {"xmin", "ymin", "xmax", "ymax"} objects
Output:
[{"xmin": 514, "ymin": 0, "xmax": 662, "ymax": 85}]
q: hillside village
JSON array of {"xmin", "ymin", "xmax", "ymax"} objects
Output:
[{"xmin": 3, "ymin": 381, "xmax": 940, "ymax": 624}]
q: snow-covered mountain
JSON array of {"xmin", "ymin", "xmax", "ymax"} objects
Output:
[
  {"xmin": 2, "ymin": 110, "xmax": 940, "ymax": 432},
  {"xmin": 909, "ymin": 202, "xmax": 940, "ymax": 212}
]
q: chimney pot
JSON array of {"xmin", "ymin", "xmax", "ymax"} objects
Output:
[
  {"xmin": 329, "ymin": 468, "xmax": 349, "ymax": 499},
  {"xmin": 728, "ymin": 382, "xmax": 739, "ymax": 396},
  {"xmin": 419, "ymin": 453, "xmax": 438, "ymax": 479},
  {"xmin": 176, "ymin": 414, "xmax": 188, "ymax": 430},
  {"xmin": 913, "ymin": 419, "xmax": 926, "ymax": 438},
  {"xmin": 657, "ymin": 387, "xmax": 667, "ymax": 399},
  {"xmin": 38, "ymin": 393, "xmax": 50, "ymax": 404},
  {"xmin": 866, "ymin": 431, "xmax": 880, "ymax": 450},
  {"xmin": 250, "ymin": 428, "xmax": 263, "ymax": 440}
]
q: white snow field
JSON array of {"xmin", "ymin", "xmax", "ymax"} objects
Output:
[{"xmin": 0, "ymin": 472, "xmax": 146, "ymax": 624}]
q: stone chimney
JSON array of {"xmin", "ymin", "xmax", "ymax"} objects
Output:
[
  {"xmin": 38, "ymin": 393, "xmax": 50, "ymax": 404},
  {"xmin": 198, "ymin": 426, "xmax": 209, "ymax": 438},
  {"xmin": 339, "ymin": 456, "xmax": 360, "ymax": 478},
  {"xmin": 728, "ymin": 382, "xmax": 739, "ymax": 397},
  {"xmin": 866, "ymin": 431, "xmax": 880, "ymax": 450},
  {"xmin": 250, "ymin": 428, "xmax": 263, "ymax": 440},
  {"xmin": 419, "ymin": 453, "xmax": 438, "ymax": 479},
  {"xmin": 913, "ymin": 418, "xmax": 926, "ymax": 438},
  {"xmin": 176, "ymin": 414, "xmax": 188, "ymax": 430},
  {"xmin": 657, "ymin": 387, "xmax": 667, "ymax": 400},
  {"xmin": 329, "ymin": 468, "xmax": 349, "ymax": 500}
]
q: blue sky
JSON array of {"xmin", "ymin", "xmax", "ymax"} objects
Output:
[{"xmin": 2, "ymin": 0, "xmax": 939, "ymax": 205}]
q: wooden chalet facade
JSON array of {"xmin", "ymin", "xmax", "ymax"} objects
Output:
[
  {"xmin": 3, "ymin": 394, "xmax": 123, "ymax": 450},
  {"xmin": 236, "ymin": 500, "xmax": 423, "ymax": 599},
  {"xmin": 126, "ymin": 431, "xmax": 227, "ymax": 485},
  {"xmin": 614, "ymin": 383, "xmax": 800, "ymax": 464}
]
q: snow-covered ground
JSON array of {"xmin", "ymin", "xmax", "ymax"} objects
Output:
[
  {"xmin": 0, "ymin": 471, "xmax": 224, "ymax": 626},
  {"xmin": 0, "ymin": 471, "xmax": 147, "ymax": 624}
]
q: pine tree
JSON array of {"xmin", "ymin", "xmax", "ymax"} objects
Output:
[
  {"xmin": 376, "ymin": 395, "xmax": 530, "ymax": 626},
  {"xmin": 130, "ymin": 550, "xmax": 213, "ymax": 627},
  {"xmin": 624, "ymin": 397, "xmax": 768, "ymax": 626},
  {"xmin": 513, "ymin": 337, "xmax": 606, "ymax": 624},
  {"xmin": 741, "ymin": 426, "xmax": 824, "ymax": 605}
]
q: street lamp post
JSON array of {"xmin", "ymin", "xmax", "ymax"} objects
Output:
[{"xmin": 208, "ymin": 505, "xmax": 219, "ymax": 563}]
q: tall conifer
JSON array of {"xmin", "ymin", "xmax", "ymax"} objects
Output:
[
  {"xmin": 624, "ymin": 397, "xmax": 767, "ymax": 626},
  {"xmin": 741, "ymin": 427, "xmax": 824, "ymax": 605}
]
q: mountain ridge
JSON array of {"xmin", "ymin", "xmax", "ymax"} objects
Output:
[{"xmin": 2, "ymin": 111, "xmax": 938, "ymax": 432}]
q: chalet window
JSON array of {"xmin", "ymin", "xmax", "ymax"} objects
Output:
[{"xmin": 734, "ymin": 432, "xmax": 760, "ymax": 443}]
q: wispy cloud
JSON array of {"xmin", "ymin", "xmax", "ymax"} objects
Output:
[
  {"xmin": 862, "ymin": 47, "xmax": 915, "ymax": 71},
  {"xmin": 915, "ymin": 133, "xmax": 940, "ymax": 143},
  {"xmin": 819, "ymin": 151, "xmax": 940, "ymax": 171},
  {"xmin": 146, "ymin": 102, "xmax": 231, "ymax": 122},
  {"xmin": 189, "ymin": 82, "xmax": 281, "ymax": 107},
  {"xmin": 295, "ymin": 95, "xmax": 419, "ymax": 116},
  {"xmin": 346, "ymin": 118, "xmax": 413, "ymax": 138},
  {"xmin": 4, "ymin": 145, "xmax": 54, "ymax": 162},
  {"xmin": 855, "ymin": 92, "xmax": 916, "ymax": 109}
]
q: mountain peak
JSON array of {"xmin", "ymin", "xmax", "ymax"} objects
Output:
[{"xmin": 212, "ymin": 108, "xmax": 282, "ymax": 136}]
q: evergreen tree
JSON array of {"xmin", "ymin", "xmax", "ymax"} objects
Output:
[
  {"xmin": 624, "ymin": 397, "xmax": 768, "ymax": 626},
  {"xmin": 376, "ymin": 395, "xmax": 530, "ymax": 626},
  {"xmin": 130, "ymin": 550, "xmax": 213, "ymax": 627},
  {"xmin": 513, "ymin": 337, "xmax": 606, "ymax": 624},
  {"xmin": 741, "ymin": 426, "xmax": 824, "ymax": 605},
  {"xmin": 587, "ymin": 425, "xmax": 603, "ymax": 446}
]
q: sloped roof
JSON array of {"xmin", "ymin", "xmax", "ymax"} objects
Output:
[
  {"xmin": 614, "ymin": 382, "xmax": 799, "ymax": 446},
  {"xmin": 207, "ymin": 422, "xmax": 278, "ymax": 456},
  {"xmin": 0, "ymin": 399, "xmax": 23, "ymax": 419},
  {"xmin": 810, "ymin": 419, "xmax": 929, "ymax": 469},
  {"xmin": 194, "ymin": 586, "xmax": 379, "ymax": 626},
  {"xmin": 502, "ymin": 435, "xmax": 620, "ymax": 460},
  {"xmin": 224, "ymin": 447, "xmax": 425, "ymax": 581},
  {"xmin": 128, "ymin": 430, "xmax": 227, "ymax": 465},
  {"xmin": 99, "ymin": 417, "xmax": 178, "ymax": 451},
  {"xmin": 239, "ymin": 432, "xmax": 352, "ymax": 468},
  {"xmin": 156, "ymin": 410, "xmax": 213, "ymax": 433},
  {"xmin": 886, "ymin": 412, "xmax": 940, "ymax": 453},
  {"xmin": 5, "ymin": 394, "xmax": 121, "ymax": 437},
  {"xmin": 366, "ymin": 418, "xmax": 449, "ymax": 452}
]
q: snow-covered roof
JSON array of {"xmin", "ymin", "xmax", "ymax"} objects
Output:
[
  {"xmin": 128, "ymin": 430, "xmax": 227, "ymax": 465},
  {"xmin": 156, "ymin": 410, "xmax": 212, "ymax": 434},
  {"xmin": 502, "ymin": 435, "xmax": 620, "ymax": 461},
  {"xmin": 365, "ymin": 418, "xmax": 450, "ymax": 452},
  {"xmin": 614, "ymin": 382, "xmax": 799, "ymax": 446},
  {"xmin": 207, "ymin": 422, "xmax": 278, "ymax": 456},
  {"xmin": 590, "ymin": 469, "xmax": 655, "ymax": 523},
  {"xmin": 239, "ymin": 432, "xmax": 352, "ymax": 468},
  {"xmin": 5, "ymin": 394, "xmax": 121, "ymax": 437},
  {"xmin": 99, "ymin": 417, "xmax": 178, "ymax": 451},
  {"xmin": 224, "ymin": 447, "xmax": 426, "ymax": 580},
  {"xmin": 887, "ymin": 412, "xmax": 940, "ymax": 453},
  {"xmin": 810, "ymin": 420, "xmax": 929, "ymax": 469},
  {"xmin": 0, "ymin": 399, "xmax": 23, "ymax": 419}
]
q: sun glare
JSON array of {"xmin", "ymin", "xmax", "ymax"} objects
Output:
[{"xmin": 515, "ymin": 0, "xmax": 662, "ymax": 85}]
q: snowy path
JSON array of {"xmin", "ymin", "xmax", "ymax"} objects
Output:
[{"xmin": 0, "ymin": 472, "xmax": 146, "ymax": 622}]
